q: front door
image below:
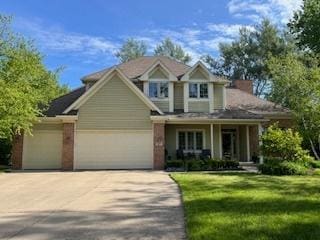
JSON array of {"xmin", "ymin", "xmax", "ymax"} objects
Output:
[{"xmin": 222, "ymin": 130, "xmax": 237, "ymax": 160}]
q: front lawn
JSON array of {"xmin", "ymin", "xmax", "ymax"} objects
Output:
[{"xmin": 171, "ymin": 173, "xmax": 320, "ymax": 240}]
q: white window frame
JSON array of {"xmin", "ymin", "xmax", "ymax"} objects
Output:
[
  {"xmin": 149, "ymin": 81, "xmax": 169, "ymax": 101},
  {"xmin": 176, "ymin": 129, "xmax": 206, "ymax": 153},
  {"xmin": 188, "ymin": 82, "xmax": 209, "ymax": 100}
]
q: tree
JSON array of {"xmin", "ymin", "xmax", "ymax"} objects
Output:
[
  {"xmin": 0, "ymin": 15, "xmax": 68, "ymax": 139},
  {"xmin": 202, "ymin": 19, "xmax": 294, "ymax": 96},
  {"xmin": 115, "ymin": 38, "xmax": 147, "ymax": 63},
  {"xmin": 267, "ymin": 53, "xmax": 320, "ymax": 159},
  {"xmin": 289, "ymin": 0, "xmax": 320, "ymax": 53},
  {"xmin": 154, "ymin": 38, "xmax": 192, "ymax": 64}
]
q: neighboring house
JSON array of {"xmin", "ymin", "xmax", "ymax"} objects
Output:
[{"xmin": 11, "ymin": 56, "xmax": 291, "ymax": 170}]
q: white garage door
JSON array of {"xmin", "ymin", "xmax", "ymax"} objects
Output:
[
  {"xmin": 23, "ymin": 131, "xmax": 62, "ymax": 169},
  {"xmin": 74, "ymin": 130, "xmax": 153, "ymax": 169}
]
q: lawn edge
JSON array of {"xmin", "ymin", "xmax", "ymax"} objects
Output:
[{"xmin": 169, "ymin": 173, "xmax": 189, "ymax": 240}]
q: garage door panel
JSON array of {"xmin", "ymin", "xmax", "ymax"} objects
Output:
[
  {"xmin": 23, "ymin": 131, "xmax": 62, "ymax": 169},
  {"xmin": 75, "ymin": 131, "xmax": 153, "ymax": 169}
]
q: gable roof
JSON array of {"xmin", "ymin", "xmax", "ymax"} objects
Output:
[
  {"xmin": 44, "ymin": 86, "xmax": 86, "ymax": 117},
  {"xmin": 81, "ymin": 56, "xmax": 190, "ymax": 82},
  {"xmin": 64, "ymin": 67, "xmax": 163, "ymax": 114},
  {"xmin": 180, "ymin": 61, "xmax": 229, "ymax": 83}
]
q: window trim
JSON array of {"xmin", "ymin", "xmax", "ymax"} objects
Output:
[
  {"xmin": 188, "ymin": 82, "xmax": 209, "ymax": 100},
  {"xmin": 149, "ymin": 80, "xmax": 169, "ymax": 100},
  {"xmin": 176, "ymin": 129, "xmax": 206, "ymax": 153}
]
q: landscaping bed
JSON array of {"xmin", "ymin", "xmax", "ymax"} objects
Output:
[
  {"xmin": 172, "ymin": 172, "xmax": 320, "ymax": 240},
  {"xmin": 165, "ymin": 159, "xmax": 241, "ymax": 172}
]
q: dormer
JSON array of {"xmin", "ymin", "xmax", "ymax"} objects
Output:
[
  {"xmin": 181, "ymin": 61, "xmax": 228, "ymax": 113},
  {"xmin": 140, "ymin": 60, "xmax": 177, "ymax": 112}
]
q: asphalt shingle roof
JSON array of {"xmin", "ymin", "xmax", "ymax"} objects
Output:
[
  {"xmin": 81, "ymin": 56, "xmax": 190, "ymax": 82},
  {"xmin": 44, "ymin": 86, "xmax": 86, "ymax": 117}
]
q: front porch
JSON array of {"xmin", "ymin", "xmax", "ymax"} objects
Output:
[{"xmin": 164, "ymin": 123, "xmax": 264, "ymax": 163}]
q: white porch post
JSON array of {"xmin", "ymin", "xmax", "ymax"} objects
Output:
[
  {"xmin": 210, "ymin": 124, "xmax": 214, "ymax": 158},
  {"xmin": 246, "ymin": 125, "xmax": 250, "ymax": 162},
  {"xmin": 218, "ymin": 124, "xmax": 222, "ymax": 159},
  {"xmin": 258, "ymin": 123, "xmax": 264, "ymax": 164}
]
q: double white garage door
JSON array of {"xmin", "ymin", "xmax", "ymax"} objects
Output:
[{"xmin": 23, "ymin": 130, "xmax": 153, "ymax": 170}]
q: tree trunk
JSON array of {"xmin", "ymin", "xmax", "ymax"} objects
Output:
[
  {"xmin": 309, "ymin": 138, "xmax": 320, "ymax": 160},
  {"xmin": 302, "ymin": 117, "xmax": 320, "ymax": 160}
]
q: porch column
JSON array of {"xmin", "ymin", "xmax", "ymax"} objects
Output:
[
  {"xmin": 246, "ymin": 125, "xmax": 250, "ymax": 161},
  {"xmin": 258, "ymin": 123, "xmax": 264, "ymax": 164},
  {"xmin": 218, "ymin": 124, "xmax": 222, "ymax": 159},
  {"xmin": 11, "ymin": 131, "xmax": 24, "ymax": 170},
  {"xmin": 62, "ymin": 122, "xmax": 75, "ymax": 171},
  {"xmin": 210, "ymin": 124, "xmax": 214, "ymax": 158},
  {"xmin": 153, "ymin": 123, "xmax": 165, "ymax": 170}
]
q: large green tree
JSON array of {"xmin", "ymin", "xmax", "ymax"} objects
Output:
[
  {"xmin": 154, "ymin": 38, "xmax": 192, "ymax": 64},
  {"xmin": 267, "ymin": 53, "xmax": 320, "ymax": 159},
  {"xmin": 115, "ymin": 38, "xmax": 147, "ymax": 63},
  {"xmin": 0, "ymin": 15, "xmax": 68, "ymax": 139},
  {"xmin": 202, "ymin": 19, "xmax": 294, "ymax": 96},
  {"xmin": 289, "ymin": 0, "xmax": 320, "ymax": 53}
]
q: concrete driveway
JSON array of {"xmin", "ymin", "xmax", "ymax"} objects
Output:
[{"xmin": 0, "ymin": 171, "xmax": 186, "ymax": 240}]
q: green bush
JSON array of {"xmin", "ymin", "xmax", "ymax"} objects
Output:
[
  {"xmin": 308, "ymin": 160, "xmax": 320, "ymax": 169},
  {"xmin": 165, "ymin": 160, "xmax": 184, "ymax": 169},
  {"xmin": 259, "ymin": 159, "xmax": 308, "ymax": 175},
  {"xmin": 186, "ymin": 159, "xmax": 239, "ymax": 171},
  {"xmin": 186, "ymin": 159, "xmax": 203, "ymax": 171},
  {"xmin": 261, "ymin": 124, "xmax": 310, "ymax": 161}
]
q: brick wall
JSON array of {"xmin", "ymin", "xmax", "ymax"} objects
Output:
[
  {"xmin": 62, "ymin": 123, "xmax": 74, "ymax": 170},
  {"xmin": 11, "ymin": 132, "xmax": 24, "ymax": 170},
  {"xmin": 153, "ymin": 123, "xmax": 165, "ymax": 170}
]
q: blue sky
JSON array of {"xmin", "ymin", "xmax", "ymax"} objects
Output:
[{"xmin": 0, "ymin": 0, "xmax": 301, "ymax": 88}]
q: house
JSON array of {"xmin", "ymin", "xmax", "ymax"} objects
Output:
[{"xmin": 11, "ymin": 56, "xmax": 291, "ymax": 170}]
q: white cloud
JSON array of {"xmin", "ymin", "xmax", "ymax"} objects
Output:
[
  {"xmin": 15, "ymin": 18, "xmax": 120, "ymax": 58},
  {"xmin": 227, "ymin": 0, "xmax": 302, "ymax": 24},
  {"xmin": 207, "ymin": 24, "xmax": 254, "ymax": 37}
]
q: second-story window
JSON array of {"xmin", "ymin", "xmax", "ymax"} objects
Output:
[
  {"xmin": 189, "ymin": 83, "xmax": 208, "ymax": 99},
  {"xmin": 149, "ymin": 82, "xmax": 168, "ymax": 98}
]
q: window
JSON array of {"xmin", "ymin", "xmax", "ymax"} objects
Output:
[
  {"xmin": 149, "ymin": 82, "xmax": 168, "ymax": 98},
  {"xmin": 189, "ymin": 83, "xmax": 208, "ymax": 98},
  {"xmin": 200, "ymin": 84, "xmax": 208, "ymax": 98},
  {"xmin": 189, "ymin": 83, "xmax": 198, "ymax": 98},
  {"xmin": 178, "ymin": 131, "xmax": 204, "ymax": 152}
]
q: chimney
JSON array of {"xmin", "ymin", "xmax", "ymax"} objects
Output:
[{"xmin": 233, "ymin": 79, "xmax": 253, "ymax": 94}]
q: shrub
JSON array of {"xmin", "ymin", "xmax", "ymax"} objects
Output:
[
  {"xmin": 186, "ymin": 159, "xmax": 203, "ymax": 171},
  {"xmin": 308, "ymin": 160, "xmax": 320, "ymax": 169},
  {"xmin": 165, "ymin": 160, "xmax": 184, "ymax": 169},
  {"xmin": 259, "ymin": 158, "xmax": 308, "ymax": 175},
  {"xmin": 261, "ymin": 124, "xmax": 310, "ymax": 161}
]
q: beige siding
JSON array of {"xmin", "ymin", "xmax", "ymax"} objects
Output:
[
  {"xmin": 188, "ymin": 101, "xmax": 209, "ymax": 112},
  {"xmin": 214, "ymin": 84, "xmax": 224, "ymax": 110},
  {"xmin": 152, "ymin": 100, "xmax": 169, "ymax": 112},
  {"xmin": 189, "ymin": 68, "xmax": 208, "ymax": 80},
  {"xmin": 77, "ymin": 74, "xmax": 152, "ymax": 130},
  {"xmin": 23, "ymin": 130, "xmax": 62, "ymax": 169},
  {"xmin": 165, "ymin": 124, "xmax": 211, "ymax": 159},
  {"xmin": 149, "ymin": 68, "xmax": 168, "ymax": 79},
  {"xmin": 174, "ymin": 83, "xmax": 184, "ymax": 110}
]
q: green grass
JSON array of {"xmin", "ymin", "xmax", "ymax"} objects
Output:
[{"xmin": 171, "ymin": 172, "xmax": 320, "ymax": 240}]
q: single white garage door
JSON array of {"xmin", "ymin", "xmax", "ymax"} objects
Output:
[
  {"xmin": 23, "ymin": 131, "xmax": 62, "ymax": 169},
  {"xmin": 74, "ymin": 130, "xmax": 153, "ymax": 169}
]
